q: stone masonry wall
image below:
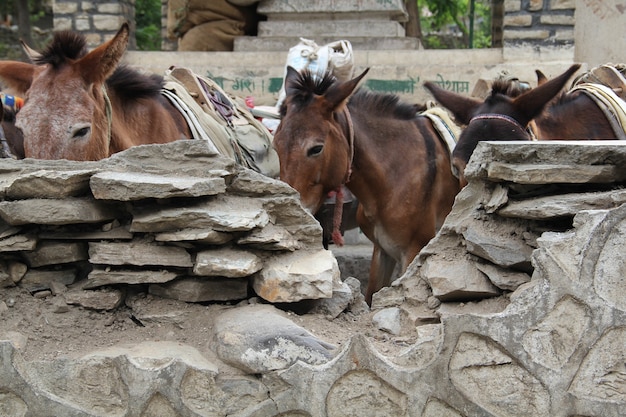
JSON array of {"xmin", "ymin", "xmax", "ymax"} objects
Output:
[
  {"xmin": 1, "ymin": 140, "xmax": 626, "ymax": 416},
  {"xmin": 52, "ymin": 0, "xmax": 577, "ymax": 51},
  {"xmin": 53, "ymin": 0, "xmax": 136, "ymax": 48},
  {"xmin": 504, "ymin": 0, "xmax": 576, "ymax": 46}
]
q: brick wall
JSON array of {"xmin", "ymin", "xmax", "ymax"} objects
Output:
[
  {"xmin": 503, "ymin": 0, "xmax": 576, "ymax": 46},
  {"xmin": 53, "ymin": 0, "xmax": 136, "ymax": 48}
]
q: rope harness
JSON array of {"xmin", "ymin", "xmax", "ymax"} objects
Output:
[
  {"xmin": 102, "ymin": 85, "xmax": 113, "ymax": 151},
  {"xmin": 469, "ymin": 113, "xmax": 533, "ymax": 139},
  {"xmin": 330, "ymin": 107, "xmax": 355, "ymax": 247}
]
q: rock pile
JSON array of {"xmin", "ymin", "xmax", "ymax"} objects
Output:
[
  {"xmin": 0, "ymin": 140, "xmax": 341, "ymax": 309},
  {"xmin": 2, "ymin": 140, "xmax": 626, "ymax": 416}
]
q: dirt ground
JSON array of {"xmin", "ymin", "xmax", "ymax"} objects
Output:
[{"xmin": 0, "ymin": 244, "xmax": 414, "ymax": 364}]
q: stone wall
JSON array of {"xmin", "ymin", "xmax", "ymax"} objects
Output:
[
  {"xmin": 53, "ymin": 0, "xmax": 136, "ymax": 48},
  {"xmin": 1, "ymin": 140, "xmax": 626, "ymax": 416},
  {"xmin": 0, "ymin": 140, "xmax": 338, "ymax": 307},
  {"xmin": 503, "ymin": 0, "xmax": 575, "ymax": 47},
  {"xmin": 52, "ymin": 0, "xmax": 577, "ymax": 53}
]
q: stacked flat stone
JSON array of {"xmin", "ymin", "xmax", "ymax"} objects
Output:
[
  {"xmin": 2, "ymin": 141, "xmax": 626, "ymax": 416},
  {"xmin": 0, "ymin": 140, "xmax": 339, "ymax": 309}
]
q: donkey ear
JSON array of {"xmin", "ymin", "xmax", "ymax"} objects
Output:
[
  {"xmin": 513, "ymin": 64, "xmax": 581, "ymax": 121},
  {"xmin": 284, "ymin": 66, "xmax": 302, "ymax": 97},
  {"xmin": 324, "ymin": 68, "xmax": 370, "ymax": 111},
  {"xmin": 535, "ymin": 69, "xmax": 548, "ymax": 86},
  {"xmin": 20, "ymin": 40, "xmax": 43, "ymax": 62},
  {"xmin": 0, "ymin": 61, "xmax": 35, "ymax": 95},
  {"xmin": 77, "ymin": 23, "xmax": 130, "ymax": 85},
  {"xmin": 424, "ymin": 81, "xmax": 483, "ymax": 125}
]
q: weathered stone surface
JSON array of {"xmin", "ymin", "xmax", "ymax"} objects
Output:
[
  {"xmin": 310, "ymin": 280, "xmax": 353, "ymax": 318},
  {"xmin": 130, "ymin": 196, "xmax": 270, "ymax": 233},
  {"xmin": 154, "ymin": 228, "xmax": 233, "ymax": 244},
  {"xmin": 450, "ymin": 333, "xmax": 550, "ymax": 417},
  {"xmin": 252, "ymin": 249, "xmax": 338, "ymax": 303},
  {"xmin": 149, "ymin": 277, "xmax": 249, "ymax": 302},
  {"xmin": 487, "ymin": 162, "xmax": 620, "ymax": 184},
  {"xmin": 0, "ymin": 198, "xmax": 122, "ymax": 225},
  {"xmin": 569, "ymin": 327, "xmax": 626, "ymax": 402},
  {"xmin": 592, "ymin": 215, "xmax": 626, "ymax": 311},
  {"xmin": 89, "ymin": 240, "xmax": 193, "ymax": 267},
  {"xmin": 193, "ymin": 247, "xmax": 262, "ymax": 277},
  {"xmin": 90, "ymin": 171, "xmax": 226, "ymax": 200},
  {"xmin": 475, "ymin": 262, "xmax": 531, "ymax": 291},
  {"xmin": 211, "ymin": 304, "xmax": 335, "ymax": 373},
  {"xmin": 421, "ymin": 244, "xmax": 501, "ymax": 301},
  {"xmin": 498, "ymin": 189, "xmax": 626, "ymax": 219},
  {"xmin": 21, "ymin": 242, "xmax": 88, "ymax": 268},
  {"xmin": 236, "ymin": 223, "xmax": 302, "ymax": 251},
  {"xmin": 328, "ymin": 369, "xmax": 408, "ymax": 416},
  {"xmin": 0, "ymin": 233, "xmax": 37, "ymax": 252},
  {"xmin": 19, "ymin": 268, "xmax": 77, "ymax": 291},
  {"xmin": 2, "ymin": 169, "xmax": 94, "ymax": 199},
  {"xmin": 462, "ymin": 225, "xmax": 533, "ymax": 270},
  {"xmin": 522, "ymin": 295, "xmax": 591, "ymax": 370},
  {"xmin": 372, "ymin": 307, "xmax": 402, "ymax": 335},
  {"xmin": 64, "ymin": 287, "xmax": 124, "ymax": 310},
  {"xmin": 85, "ymin": 268, "xmax": 181, "ymax": 288},
  {"xmin": 3, "ymin": 140, "xmax": 626, "ymax": 417}
]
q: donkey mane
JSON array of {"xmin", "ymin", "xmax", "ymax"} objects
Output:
[
  {"xmin": 106, "ymin": 65, "xmax": 165, "ymax": 101},
  {"xmin": 33, "ymin": 30, "xmax": 163, "ymax": 104},
  {"xmin": 490, "ymin": 77, "xmax": 527, "ymax": 98},
  {"xmin": 33, "ymin": 30, "xmax": 88, "ymax": 67},
  {"xmin": 281, "ymin": 69, "xmax": 420, "ymax": 119}
]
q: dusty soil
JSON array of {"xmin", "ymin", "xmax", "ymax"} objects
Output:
[{"xmin": 0, "ymin": 244, "xmax": 414, "ymax": 364}]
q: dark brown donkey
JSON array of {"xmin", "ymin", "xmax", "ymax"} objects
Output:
[
  {"xmin": 274, "ymin": 67, "xmax": 461, "ymax": 304},
  {"xmin": 0, "ymin": 23, "xmax": 191, "ymax": 160},
  {"xmin": 422, "ymin": 64, "xmax": 622, "ymax": 186}
]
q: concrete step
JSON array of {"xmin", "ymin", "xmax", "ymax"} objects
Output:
[
  {"xmin": 258, "ymin": 0, "xmax": 408, "ymax": 21},
  {"xmin": 234, "ymin": 36, "xmax": 421, "ymax": 52},
  {"xmin": 258, "ymin": 20, "xmax": 407, "ymax": 38}
]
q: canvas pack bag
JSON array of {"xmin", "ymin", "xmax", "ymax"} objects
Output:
[
  {"xmin": 276, "ymin": 38, "xmax": 354, "ymax": 107},
  {"xmin": 162, "ymin": 66, "xmax": 280, "ymax": 178}
]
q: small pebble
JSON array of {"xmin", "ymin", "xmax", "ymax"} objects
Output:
[{"xmin": 34, "ymin": 290, "xmax": 52, "ymax": 299}]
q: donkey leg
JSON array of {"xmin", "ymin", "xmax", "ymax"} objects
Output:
[{"xmin": 365, "ymin": 245, "xmax": 397, "ymax": 305}]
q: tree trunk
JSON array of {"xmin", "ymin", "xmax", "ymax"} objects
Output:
[
  {"xmin": 16, "ymin": 1, "xmax": 32, "ymax": 46},
  {"xmin": 491, "ymin": 0, "xmax": 504, "ymax": 48},
  {"xmin": 404, "ymin": 0, "xmax": 422, "ymax": 41}
]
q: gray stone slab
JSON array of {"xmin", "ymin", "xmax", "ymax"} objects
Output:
[
  {"xmin": 2, "ymin": 169, "xmax": 94, "ymax": 199},
  {"xmin": 130, "ymin": 196, "xmax": 270, "ymax": 233},
  {"xmin": 90, "ymin": 171, "xmax": 227, "ymax": 201},
  {"xmin": 88, "ymin": 241, "xmax": 193, "ymax": 268},
  {"xmin": 0, "ymin": 198, "xmax": 122, "ymax": 226},
  {"xmin": 84, "ymin": 268, "xmax": 181, "ymax": 288},
  {"xmin": 149, "ymin": 277, "xmax": 249, "ymax": 302},
  {"xmin": 21, "ymin": 242, "xmax": 88, "ymax": 268},
  {"xmin": 486, "ymin": 162, "xmax": 621, "ymax": 184},
  {"xmin": 498, "ymin": 189, "xmax": 626, "ymax": 219}
]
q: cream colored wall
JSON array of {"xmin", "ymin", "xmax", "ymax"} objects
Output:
[{"xmin": 574, "ymin": 0, "xmax": 626, "ymax": 67}]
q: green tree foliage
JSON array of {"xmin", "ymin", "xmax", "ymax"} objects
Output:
[
  {"xmin": 135, "ymin": 0, "xmax": 162, "ymax": 51},
  {"xmin": 417, "ymin": 0, "xmax": 493, "ymax": 49}
]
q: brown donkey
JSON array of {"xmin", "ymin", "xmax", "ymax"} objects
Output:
[
  {"xmin": 0, "ymin": 23, "xmax": 191, "ymax": 160},
  {"xmin": 424, "ymin": 64, "xmax": 624, "ymax": 185},
  {"xmin": 274, "ymin": 67, "xmax": 460, "ymax": 304}
]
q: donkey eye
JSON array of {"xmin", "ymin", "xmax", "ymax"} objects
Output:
[
  {"xmin": 307, "ymin": 144, "xmax": 323, "ymax": 157},
  {"xmin": 72, "ymin": 126, "xmax": 91, "ymax": 139}
]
